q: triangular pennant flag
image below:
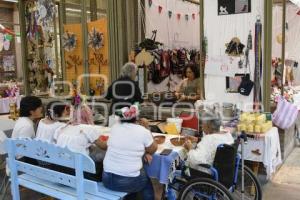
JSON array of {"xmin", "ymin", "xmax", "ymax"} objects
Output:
[
  {"xmin": 185, "ymin": 14, "xmax": 189, "ymax": 21},
  {"xmin": 158, "ymin": 6, "xmax": 163, "ymax": 14},
  {"xmin": 297, "ymin": 10, "xmax": 300, "ymax": 15},
  {"xmin": 148, "ymin": 0, "xmax": 152, "ymax": 7},
  {"xmin": 177, "ymin": 13, "xmax": 181, "ymax": 20},
  {"xmin": 192, "ymin": 13, "xmax": 196, "ymax": 20},
  {"xmin": 168, "ymin": 10, "xmax": 172, "ymax": 18},
  {"xmin": 5, "ymin": 34, "xmax": 13, "ymax": 41}
]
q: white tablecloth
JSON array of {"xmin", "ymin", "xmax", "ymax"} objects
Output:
[
  {"xmin": 239, "ymin": 127, "xmax": 282, "ymax": 179},
  {"xmin": 0, "ymin": 96, "xmax": 22, "ymax": 114}
]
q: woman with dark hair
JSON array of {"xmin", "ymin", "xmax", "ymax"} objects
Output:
[
  {"xmin": 12, "ymin": 96, "xmax": 43, "ymax": 139},
  {"xmin": 36, "ymin": 101, "xmax": 70, "ymax": 144},
  {"xmin": 175, "ymin": 63, "xmax": 202, "ymax": 102},
  {"xmin": 98, "ymin": 105, "xmax": 157, "ymax": 200}
]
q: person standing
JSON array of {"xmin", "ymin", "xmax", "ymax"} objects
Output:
[{"xmin": 105, "ymin": 62, "xmax": 143, "ymax": 115}]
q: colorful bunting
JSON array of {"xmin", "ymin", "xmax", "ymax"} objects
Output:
[
  {"xmin": 177, "ymin": 13, "xmax": 181, "ymax": 20},
  {"xmin": 168, "ymin": 11, "xmax": 172, "ymax": 18},
  {"xmin": 148, "ymin": 0, "xmax": 152, "ymax": 7},
  {"xmin": 192, "ymin": 13, "xmax": 196, "ymax": 20},
  {"xmin": 185, "ymin": 14, "xmax": 189, "ymax": 21},
  {"xmin": 5, "ymin": 34, "xmax": 13, "ymax": 41},
  {"xmin": 158, "ymin": 6, "xmax": 163, "ymax": 14}
]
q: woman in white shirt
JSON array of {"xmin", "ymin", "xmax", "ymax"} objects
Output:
[
  {"xmin": 184, "ymin": 111, "xmax": 234, "ymax": 172},
  {"xmin": 12, "ymin": 96, "xmax": 43, "ymax": 139},
  {"xmin": 36, "ymin": 101, "xmax": 70, "ymax": 143},
  {"xmin": 98, "ymin": 105, "xmax": 157, "ymax": 200}
]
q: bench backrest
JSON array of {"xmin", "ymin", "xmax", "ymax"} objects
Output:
[{"xmin": 5, "ymin": 138, "xmax": 96, "ymax": 199}]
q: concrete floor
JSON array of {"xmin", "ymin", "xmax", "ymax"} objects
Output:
[{"xmin": 263, "ymin": 147, "xmax": 300, "ymax": 200}]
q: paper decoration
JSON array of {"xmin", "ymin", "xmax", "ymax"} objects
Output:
[
  {"xmin": 177, "ymin": 13, "xmax": 181, "ymax": 20},
  {"xmin": 3, "ymin": 55, "xmax": 15, "ymax": 71},
  {"xmin": 3, "ymin": 40, "xmax": 10, "ymax": 51},
  {"xmin": 88, "ymin": 27, "xmax": 104, "ymax": 49},
  {"xmin": 218, "ymin": 0, "xmax": 251, "ymax": 15},
  {"xmin": 205, "ymin": 55, "xmax": 241, "ymax": 77},
  {"xmin": 185, "ymin": 14, "xmax": 189, "ymax": 21},
  {"xmin": 63, "ymin": 31, "xmax": 77, "ymax": 52},
  {"xmin": 192, "ymin": 13, "xmax": 196, "ymax": 20},
  {"xmin": 168, "ymin": 11, "xmax": 172, "ymax": 18},
  {"xmin": 148, "ymin": 0, "xmax": 152, "ymax": 7},
  {"xmin": 5, "ymin": 34, "xmax": 13, "ymax": 41},
  {"xmin": 158, "ymin": 6, "xmax": 163, "ymax": 14}
]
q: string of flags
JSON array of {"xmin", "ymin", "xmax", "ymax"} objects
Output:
[{"xmin": 148, "ymin": 0, "xmax": 198, "ymax": 21}]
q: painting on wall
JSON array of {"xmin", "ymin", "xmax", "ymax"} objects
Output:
[{"xmin": 218, "ymin": 0, "xmax": 251, "ymax": 15}]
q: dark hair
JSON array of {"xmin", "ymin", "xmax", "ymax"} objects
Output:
[
  {"xmin": 19, "ymin": 96, "xmax": 42, "ymax": 117},
  {"xmin": 46, "ymin": 101, "xmax": 68, "ymax": 120},
  {"xmin": 183, "ymin": 63, "xmax": 200, "ymax": 79}
]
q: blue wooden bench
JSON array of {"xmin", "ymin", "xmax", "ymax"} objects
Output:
[{"xmin": 5, "ymin": 138, "xmax": 127, "ymax": 200}]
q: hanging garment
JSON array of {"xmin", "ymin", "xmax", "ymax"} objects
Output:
[{"xmin": 253, "ymin": 18, "xmax": 263, "ymax": 111}]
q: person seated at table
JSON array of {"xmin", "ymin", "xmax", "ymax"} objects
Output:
[
  {"xmin": 36, "ymin": 101, "xmax": 70, "ymax": 144},
  {"xmin": 12, "ymin": 96, "xmax": 43, "ymax": 139},
  {"xmin": 175, "ymin": 63, "xmax": 202, "ymax": 103},
  {"xmin": 105, "ymin": 62, "xmax": 143, "ymax": 115},
  {"xmin": 71, "ymin": 93, "xmax": 94, "ymax": 125},
  {"xmin": 97, "ymin": 105, "xmax": 157, "ymax": 200},
  {"xmin": 53, "ymin": 119, "xmax": 104, "ymax": 181},
  {"xmin": 184, "ymin": 111, "xmax": 234, "ymax": 173}
]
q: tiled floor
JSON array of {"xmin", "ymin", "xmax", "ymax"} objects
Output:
[{"xmin": 263, "ymin": 147, "xmax": 300, "ymax": 200}]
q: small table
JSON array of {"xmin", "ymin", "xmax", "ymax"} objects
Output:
[{"xmin": 238, "ymin": 127, "xmax": 282, "ymax": 179}]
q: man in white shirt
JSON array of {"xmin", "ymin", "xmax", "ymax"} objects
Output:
[{"xmin": 184, "ymin": 111, "xmax": 234, "ymax": 171}]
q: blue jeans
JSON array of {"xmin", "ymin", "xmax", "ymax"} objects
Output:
[{"xmin": 102, "ymin": 169, "xmax": 154, "ymax": 200}]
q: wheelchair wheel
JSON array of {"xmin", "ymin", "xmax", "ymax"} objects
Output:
[
  {"xmin": 178, "ymin": 178, "xmax": 234, "ymax": 200},
  {"xmin": 233, "ymin": 165, "xmax": 262, "ymax": 200}
]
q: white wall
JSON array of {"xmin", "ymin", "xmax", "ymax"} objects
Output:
[
  {"xmin": 145, "ymin": 0, "xmax": 200, "ymax": 49},
  {"xmin": 204, "ymin": 0, "xmax": 264, "ymax": 110}
]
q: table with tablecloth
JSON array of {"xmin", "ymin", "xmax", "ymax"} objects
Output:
[
  {"xmin": 144, "ymin": 133, "xmax": 187, "ymax": 185},
  {"xmin": 238, "ymin": 127, "xmax": 282, "ymax": 179},
  {"xmin": 0, "ymin": 96, "xmax": 22, "ymax": 114}
]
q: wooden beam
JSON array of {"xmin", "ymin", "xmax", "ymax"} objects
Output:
[
  {"xmin": 263, "ymin": 0, "xmax": 273, "ymax": 112},
  {"xmin": 281, "ymin": 0, "xmax": 286, "ymax": 95}
]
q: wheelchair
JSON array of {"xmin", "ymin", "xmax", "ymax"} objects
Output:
[{"xmin": 168, "ymin": 135, "xmax": 262, "ymax": 200}]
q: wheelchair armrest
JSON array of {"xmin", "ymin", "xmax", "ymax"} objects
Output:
[{"xmin": 198, "ymin": 164, "xmax": 212, "ymax": 169}]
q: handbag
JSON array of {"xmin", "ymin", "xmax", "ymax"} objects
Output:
[
  {"xmin": 272, "ymin": 96, "xmax": 298, "ymax": 129},
  {"xmin": 238, "ymin": 74, "xmax": 254, "ymax": 96}
]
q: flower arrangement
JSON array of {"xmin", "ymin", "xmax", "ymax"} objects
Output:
[
  {"xmin": 271, "ymin": 86, "xmax": 295, "ymax": 103},
  {"xmin": 4, "ymin": 84, "xmax": 19, "ymax": 98}
]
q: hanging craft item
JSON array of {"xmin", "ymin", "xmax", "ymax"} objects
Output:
[
  {"xmin": 253, "ymin": 17, "xmax": 263, "ymax": 111},
  {"xmin": 177, "ymin": 13, "xmax": 181, "ymax": 20},
  {"xmin": 276, "ymin": 33, "xmax": 287, "ymax": 44},
  {"xmin": 158, "ymin": 6, "xmax": 163, "ymax": 14},
  {"xmin": 225, "ymin": 37, "xmax": 245, "ymax": 56},
  {"xmin": 139, "ymin": 30, "xmax": 163, "ymax": 50},
  {"xmin": 185, "ymin": 14, "xmax": 189, "ymax": 21},
  {"xmin": 135, "ymin": 49, "xmax": 154, "ymax": 66},
  {"xmin": 3, "ymin": 35, "xmax": 11, "ymax": 51},
  {"xmin": 192, "ymin": 13, "xmax": 196, "ymax": 20},
  {"xmin": 37, "ymin": 0, "xmax": 57, "ymax": 27},
  {"xmin": 88, "ymin": 27, "xmax": 104, "ymax": 50},
  {"xmin": 0, "ymin": 33, "xmax": 4, "ymax": 52},
  {"xmin": 218, "ymin": 0, "xmax": 251, "ymax": 15},
  {"xmin": 63, "ymin": 31, "xmax": 77, "ymax": 52},
  {"xmin": 25, "ymin": 1, "xmax": 39, "ymax": 39},
  {"xmin": 148, "ymin": 0, "xmax": 152, "ymax": 7},
  {"xmin": 297, "ymin": 10, "xmax": 300, "ymax": 15},
  {"xmin": 168, "ymin": 11, "xmax": 172, "ymax": 18}
]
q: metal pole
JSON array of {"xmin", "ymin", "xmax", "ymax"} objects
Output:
[
  {"xmin": 263, "ymin": 0, "xmax": 273, "ymax": 112},
  {"xmin": 281, "ymin": 0, "xmax": 286, "ymax": 95},
  {"xmin": 199, "ymin": 0, "xmax": 205, "ymax": 99},
  {"xmin": 18, "ymin": 0, "xmax": 30, "ymax": 95}
]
